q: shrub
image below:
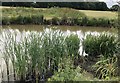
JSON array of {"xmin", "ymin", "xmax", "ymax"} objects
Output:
[
  {"xmin": 48, "ymin": 57, "xmax": 83, "ymax": 81},
  {"xmin": 31, "ymin": 15, "xmax": 44, "ymax": 24},
  {"xmin": 66, "ymin": 17, "xmax": 80, "ymax": 26},
  {"xmin": 83, "ymin": 33, "xmax": 118, "ymax": 58},
  {"xmin": 87, "ymin": 18, "xmax": 97, "ymax": 26},
  {"xmin": 51, "ymin": 17, "xmax": 60, "ymax": 25},
  {"xmin": 60, "ymin": 16, "xmax": 68, "ymax": 25},
  {"xmin": 4, "ymin": 15, "xmax": 44, "ymax": 25},
  {"xmin": 48, "ymin": 56, "xmax": 94, "ymax": 81},
  {"xmin": 2, "ymin": 17, "xmax": 10, "ymax": 25},
  {"xmin": 15, "ymin": 15, "xmax": 25, "ymax": 24},
  {"xmin": 22, "ymin": 15, "xmax": 33, "ymax": 24},
  {"xmin": 44, "ymin": 19, "xmax": 52, "ymax": 25},
  {"xmin": 97, "ymin": 18, "xmax": 110, "ymax": 27},
  {"xmin": 48, "ymin": 56, "xmax": 119, "ymax": 81},
  {"xmin": 81, "ymin": 17, "xmax": 88, "ymax": 26},
  {"xmin": 110, "ymin": 19, "xmax": 118, "ymax": 28},
  {"xmin": 12, "ymin": 15, "xmax": 31, "ymax": 24}
]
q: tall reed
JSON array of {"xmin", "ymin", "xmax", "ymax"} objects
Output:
[
  {"xmin": 1, "ymin": 29, "xmax": 68, "ymax": 82},
  {"xmin": 1, "ymin": 29, "xmax": 118, "ymax": 82},
  {"xmin": 83, "ymin": 33, "xmax": 118, "ymax": 58}
]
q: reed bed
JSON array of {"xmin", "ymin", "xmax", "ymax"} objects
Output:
[
  {"xmin": 0, "ymin": 28, "xmax": 80, "ymax": 82},
  {"xmin": 0, "ymin": 28, "xmax": 118, "ymax": 82}
]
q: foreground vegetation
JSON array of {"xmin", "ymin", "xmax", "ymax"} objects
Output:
[
  {"xmin": 0, "ymin": 28, "xmax": 119, "ymax": 82},
  {"xmin": 2, "ymin": 7, "xmax": 118, "ymax": 27}
]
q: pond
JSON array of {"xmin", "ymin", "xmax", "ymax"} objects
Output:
[{"xmin": 0, "ymin": 25, "xmax": 117, "ymax": 33}]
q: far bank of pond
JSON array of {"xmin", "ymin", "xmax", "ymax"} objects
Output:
[{"xmin": 2, "ymin": 8, "xmax": 117, "ymax": 27}]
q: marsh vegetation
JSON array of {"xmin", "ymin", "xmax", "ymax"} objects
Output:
[
  {"xmin": 0, "ymin": 28, "xmax": 119, "ymax": 82},
  {"xmin": 0, "ymin": 3, "xmax": 119, "ymax": 82}
]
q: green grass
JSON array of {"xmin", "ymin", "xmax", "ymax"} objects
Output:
[
  {"xmin": 2, "ymin": 7, "xmax": 118, "ymax": 27},
  {"xmin": 2, "ymin": 7, "xmax": 117, "ymax": 20},
  {"xmin": 2, "ymin": 7, "xmax": 86, "ymax": 20},
  {"xmin": 79, "ymin": 10, "xmax": 118, "ymax": 19}
]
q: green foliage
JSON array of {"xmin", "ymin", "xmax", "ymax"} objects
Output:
[
  {"xmin": 2, "ymin": 7, "xmax": 116, "ymax": 27},
  {"xmin": 2, "ymin": 29, "xmax": 68, "ymax": 81},
  {"xmin": 49, "ymin": 16, "xmax": 114, "ymax": 27},
  {"xmin": 81, "ymin": 17, "xmax": 88, "ymax": 26},
  {"xmin": 81, "ymin": 17, "xmax": 111, "ymax": 27},
  {"xmin": 14, "ymin": 15, "xmax": 44, "ymax": 24},
  {"xmin": 87, "ymin": 18, "xmax": 110, "ymax": 27},
  {"xmin": 31, "ymin": 15, "xmax": 44, "ymax": 24},
  {"xmin": 97, "ymin": 18, "xmax": 110, "ymax": 27},
  {"xmin": 3, "ymin": 31, "xmax": 43, "ymax": 80},
  {"xmin": 47, "ymin": 8, "xmax": 86, "ymax": 18},
  {"xmin": 92, "ymin": 55, "xmax": 118, "ymax": 79},
  {"xmin": 2, "ymin": 14, "xmax": 44, "ymax": 25},
  {"xmin": 2, "ymin": 2, "xmax": 109, "ymax": 11},
  {"xmin": 83, "ymin": 33, "xmax": 118, "ymax": 57},
  {"xmin": 41, "ymin": 29, "xmax": 67, "ymax": 72},
  {"xmin": 110, "ymin": 5, "xmax": 119, "ymax": 11},
  {"xmin": 110, "ymin": 19, "xmax": 118, "ymax": 28},
  {"xmin": 87, "ymin": 18, "xmax": 97, "ymax": 26},
  {"xmin": 2, "ymin": 17, "xmax": 11, "ymax": 25},
  {"xmin": 2, "ymin": 29, "xmax": 119, "ymax": 82},
  {"xmin": 65, "ymin": 34, "xmax": 80, "ymax": 56},
  {"xmin": 51, "ymin": 17, "xmax": 60, "ymax": 25},
  {"xmin": 48, "ymin": 57, "xmax": 90, "ymax": 81},
  {"xmin": 60, "ymin": 16, "xmax": 68, "ymax": 25}
]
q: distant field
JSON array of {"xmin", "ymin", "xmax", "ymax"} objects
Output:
[
  {"xmin": 1, "ymin": 6, "xmax": 118, "ymax": 19},
  {"xmin": 79, "ymin": 10, "xmax": 118, "ymax": 19}
]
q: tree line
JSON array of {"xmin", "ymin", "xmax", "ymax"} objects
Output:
[{"xmin": 2, "ymin": 2, "xmax": 109, "ymax": 11}]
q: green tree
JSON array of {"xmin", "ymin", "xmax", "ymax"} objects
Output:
[{"xmin": 110, "ymin": 4, "xmax": 119, "ymax": 11}]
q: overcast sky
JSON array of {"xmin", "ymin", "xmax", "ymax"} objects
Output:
[{"xmin": 99, "ymin": 0, "xmax": 119, "ymax": 8}]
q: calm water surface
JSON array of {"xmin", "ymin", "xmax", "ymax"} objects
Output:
[{"xmin": 0, "ymin": 25, "xmax": 117, "ymax": 33}]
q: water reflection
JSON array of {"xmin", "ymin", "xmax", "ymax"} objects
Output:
[{"xmin": 1, "ymin": 25, "xmax": 117, "ymax": 33}]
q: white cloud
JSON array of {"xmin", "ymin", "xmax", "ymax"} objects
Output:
[
  {"xmin": 102, "ymin": 0, "xmax": 119, "ymax": 8},
  {"xmin": 99, "ymin": 0, "xmax": 119, "ymax": 2}
]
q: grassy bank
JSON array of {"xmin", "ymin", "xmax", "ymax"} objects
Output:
[
  {"xmin": 1, "ymin": 6, "xmax": 117, "ymax": 19},
  {"xmin": 1, "ymin": 28, "xmax": 119, "ymax": 82},
  {"xmin": 2, "ymin": 7, "xmax": 85, "ymax": 20},
  {"xmin": 2, "ymin": 7, "xmax": 118, "ymax": 27}
]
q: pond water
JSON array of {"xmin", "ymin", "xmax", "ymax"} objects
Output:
[{"xmin": 1, "ymin": 25, "xmax": 117, "ymax": 33}]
